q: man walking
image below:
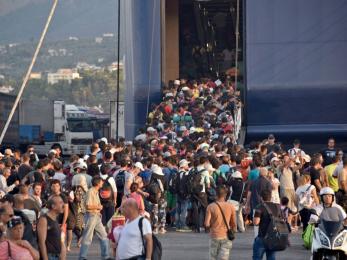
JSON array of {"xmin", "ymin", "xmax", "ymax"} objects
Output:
[
  {"xmin": 37, "ymin": 195, "xmax": 65, "ymax": 260},
  {"xmin": 116, "ymin": 198, "xmax": 153, "ymax": 260},
  {"xmin": 205, "ymin": 185, "xmax": 236, "ymax": 260},
  {"xmin": 79, "ymin": 176, "xmax": 111, "ymax": 260}
]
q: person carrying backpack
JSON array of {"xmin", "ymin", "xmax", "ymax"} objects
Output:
[
  {"xmin": 147, "ymin": 164, "xmax": 167, "ymax": 234},
  {"xmin": 253, "ymin": 190, "xmax": 289, "ymax": 260},
  {"xmin": 100, "ymin": 166, "xmax": 118, "ymax": 226},
  {"xmin": 175, "ymin": 159, "xmax": 191, "ymax": 232},
  {"xmin": 189, "ymin": 157, "xmax": 210, "ymax": 233}
]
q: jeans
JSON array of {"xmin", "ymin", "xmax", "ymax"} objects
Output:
[
  {"xmin": 79, "ymin": 213, "xmax": 110, "ymax": 260},
  {"xmin": 101, "ymin": 203, "xmax": 115, "ymax": 226},
  {"xmin": 149, "ymin": 199, "xmax": 167, "ymax": 231},
  {"xmin": 48, "ymin": 254, "xmax": 60, "ymax": 260},
  {"xmin": 210, "ymin": 238, "xmax": 233, "ymax": 260},
  {"xmin": 253, "ymin": 237, "xmax": 276, "ymax": 260},
  {"xmin": 175, "ymin": 197, "xmax": 189, "ymax": 228}
]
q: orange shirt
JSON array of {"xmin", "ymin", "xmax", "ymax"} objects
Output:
[{"xmin": 205, "ymin": 202, "xmax": 236, "ymax": 239}]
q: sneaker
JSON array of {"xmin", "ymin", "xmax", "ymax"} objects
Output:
[{"xmin": 180, "ymin": 226, "xmax": 192, "ymax": 232}]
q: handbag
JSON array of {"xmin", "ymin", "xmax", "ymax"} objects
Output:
[{"xmin": 215, "ymin": 202, "xmax": 235, "ymax": 241}]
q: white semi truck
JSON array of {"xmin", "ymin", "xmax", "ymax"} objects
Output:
[{"xmin": 19, "ymin": 100, "xmax": 93, "ymax": 156}]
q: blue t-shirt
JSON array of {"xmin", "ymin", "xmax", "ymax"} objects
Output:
[{"xmin": 248, "ymin": 168, "xmax": 260, "ymax": 181}]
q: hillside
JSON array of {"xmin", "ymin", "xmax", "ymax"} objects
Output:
[{"xmin": 0, "ymin": 0, "xmax": 118, "ymax": 44}]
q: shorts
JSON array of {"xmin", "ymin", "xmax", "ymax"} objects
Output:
[
  {"xmin": 210, "ymin": 238, "xmax": 233, "ymax": 260},
  {"xmin": 166, "ymin": 191, "xmax": 176, "ymax": 209}
]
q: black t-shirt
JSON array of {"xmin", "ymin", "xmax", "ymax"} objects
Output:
[
  {"xmin": 18, "ymin": 164, "xmax": 32, "ymax": 180},
  {"xmin": 310, "ymin": 167, "xmax": 321, "ymax": 191},
  {"xmin": 254, "ymin": 202, "xmax": 281, "ymax": 238},
  {"xmin": 321, "ymin": 148, "xmax": 337, "ymax": 166},
  {"xmin": 250, "ymin": 176, "xmax": 273, "ymax": 209}
]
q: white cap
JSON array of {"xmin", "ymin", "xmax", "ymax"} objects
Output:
[
  {"xmin": 174, "ymin": 80, "xmax": 180, "ymax": 85},
  {"xmin": 189, "ymin": 127, "xmax": 196, "ymax": 134},
  {"xmin": 147, "ymin": 127, "xmax": 156, "ymax": 132},
  {"xmin": 83, "ymin": 154, "xmax": 90, "ymax": 161},
  {"xmin": 179, "ymin": 159, "xmax": 190, "ymax": 168},
  {"xmin": 231, "ymin": 171, "xmax": 243, "ymax": 179},
  {"xmin": 182, "ymin": 86, "xmax": 190, "ymax": 92},
  {"xmin": 49, "ymin": 149, "xmax": 57, "ymax": 155},
  {"xmin": 179, "ymin": 126, "xmax": 187, "ymax": 132},
  {"xmin": 100, "ymin": 137, "xmax": 108, "ymax": 144},
  {"xmin": 134, "ymin": 162, "xmax": 144, "ymax": 171},
  {"xmin": 151, "ymin": 164, "xmax": 164, "ymax": 175},
  {"xmin": 74, "ymin": 159, "xmax": 87, "ymax": 170},
  {"xmin": 200, "ymin": 143, "xmax": 210, "ymax": 150},
  {"xmin": 4, "ymin": 149, "xmax": 13, "ymax": 156},
  {"xmin": 165, "ymin": 93, "xmax": 174, "ymax": 98},
  {"xmin": 163, "ymin": 151, "xmax": 171, "ymax": 158},
  {"xmin": 270, "ymin": 157, "xmax": 280, "ymax": 163}
]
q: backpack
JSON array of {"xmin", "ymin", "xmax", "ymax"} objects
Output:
[
  {"xmin": 99, "ymin": 176, "xmax": 114, "ymax": 204},
  {"xmin": 115, "ymin": 170, "xmax": 126, "ymax": 192},
  {"xmin": 139, "ymin": 217, "xmax": 162, "ymax": 260},
  {"xmin": 298, "ymin": 185, "xmax": 313, "ymax": 209},
  {"xmin": 177, "ymin": 170, "xmax": 190, "ymax": 199},
  {"xmin": 262, "ymin": 203, "xmax": 289, "ymax": 251},
  {"xmin": 186, "ymin": 168, "xmax": 204, "ymax": 195},
  {"xmin": 168, "ymin": 171, "xmax": 179, "ymax": 194},
  {"xmin": 147, "ymin": 179, "xmax": 162, "ymax": 204}
]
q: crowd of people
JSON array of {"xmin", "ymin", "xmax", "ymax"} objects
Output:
[{"xmin": 0, "ymin": 77, "xmax": 346, "ymax": 260}]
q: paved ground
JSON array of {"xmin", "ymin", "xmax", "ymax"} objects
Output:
[{"xmin": 67, "ymin": 228, "xmax": 311, "ymax": 259}]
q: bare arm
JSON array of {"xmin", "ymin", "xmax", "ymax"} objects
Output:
[
  {"xmin": 144, "ymin": 234, "xmax": 153, "ymax": 260},
  {"xmin": 312, "ymin": 189, "xmax": 320, "ymax": 205},
  {"xmin": 62, "ymin": 203, "xmax": 69, "ymax": 227},
  {"xmin": 16, "ymin": 240, "xmax": 40, "ymax": 260},
  {"xmin": 204, "ymin": 207, "xmax": 211, "ymax": 229},
  {"xmin": 37, "ymin": 217, "xmax": 48, "ymax": 260},
  {"xmin": 314, "ymin": 179, "xmax": 322, "ymax": 191},
  {"xmin": 229, "ymin": 205, "xmax": 237, "ymax": 232}
]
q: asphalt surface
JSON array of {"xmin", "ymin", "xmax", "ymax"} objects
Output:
[{"xmin": 67, "ymin": 227, "xmax": 311, "ymax": 259}]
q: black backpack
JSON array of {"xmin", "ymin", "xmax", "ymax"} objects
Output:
[
  {"xmin": 168, "ymin": 171, "xmax": 179, "ymax": 194},
  {"xmin": 139, "ymin": 217, "xmax": 162, "ymax": 260},
  {"xmin": 147, "ymin": 179, "xmax": 162, "ymax": 204},
  {"xmin": 115, "ymin": 170, "xmax": 126, "ymax": 191},
  {"xmin": 177, "ymin": 171, "xmax": 190, "ymax": 199},
  {"xmin": 99, "ymin": 176, "xmax": 114, "ymax": 205},
  {"xmin": 262, "ymin": 203, "xmax": 289, "ymax": 251},
  {"xmin": 186, "ymin": 168, "xmax": 204, "ymax": 195}
]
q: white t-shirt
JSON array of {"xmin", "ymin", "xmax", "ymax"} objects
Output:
[
  {"xmin": 117, "ymin": 216, "xmax": 152, "ymax": 259},
  {"xmin": 295, "ymin": 184, "xmax": 316, "ymax": 211},
  {"xmin": 100, "ymin": 174, "xmax": 117, "ymax": 193}
]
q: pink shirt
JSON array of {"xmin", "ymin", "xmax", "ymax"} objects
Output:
[
  {"xmin": 129, "ymin": 192, "xmax": 144, "ymax": 213},
  {"xmin": 0, "ymin": 240, "xmax": 33, "ymax": 260}
]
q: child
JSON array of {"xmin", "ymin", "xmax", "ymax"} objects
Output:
[
  {"xmin": 128, "ymin": 182, "xmax": 146, "ymax": 216},
  {"xmin": 281, "ymin": 196, "xmax": 298, "ymax": 233}
]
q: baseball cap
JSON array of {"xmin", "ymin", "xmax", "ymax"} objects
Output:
[
  {"xmin": 179, "ymin": 159, "xmax": 190, "ymax": 168},
  {"xmin": 100, "ymin": 137, "xmax": 108, "ymax": 144},
  {"xmin": 73, "ymin": 159, "xmax": 87, "ymax": 170},
  {"xmin": 7, "ymin": 216, "xmax": 23, "ymax": 229},
  {"xmin": 134, "ymin": 162, "xmax": 144, "ymax": 171},
  {"xmin": 174, "ymin": 80, "xmax": 180, "ymax": 85}
]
